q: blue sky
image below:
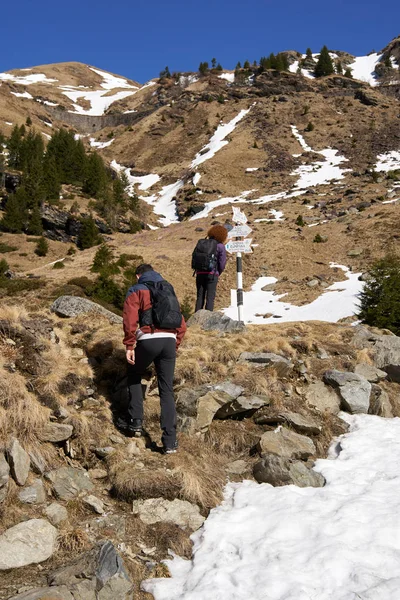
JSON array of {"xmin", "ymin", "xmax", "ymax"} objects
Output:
[{"xmin": 1, "ymin": 1, "xmax": 399, "ymax": 83}]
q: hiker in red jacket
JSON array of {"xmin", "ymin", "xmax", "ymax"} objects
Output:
[
  {"xmin": 122, "ymin": 264, "xmax": 186, "ymax": 453},
  {"xmin": 193, "ymin": 224, "xmax": 228, "ymax": 312}
]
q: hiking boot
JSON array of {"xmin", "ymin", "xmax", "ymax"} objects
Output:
[
  {"xmin": 115, "ymin": 415, "xmax": 129, "ymax": 432},
  {"xmin": 126, "ymin": 419, "xmax": 143, "ymax": 438},
  {"xmin": 163, "ymin": 441, "xmax": 178, "ymax": 454}
]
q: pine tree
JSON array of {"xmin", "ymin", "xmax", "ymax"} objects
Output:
[
  {"xmin": 199, "ymin": 62, "xmax": 209, "ymax": 75},
  {"xmin": 0, "ymin": 258, "xmax": 9, "ymax": 277},
  {"xmin": 42, "ymin": 153, "xmax": 61, "ymax": 201},
  {"xmin": 314, "ymin": 46, "xmax": 334, "ymax": 77},
  {"xmin": 211, "ymin": 58, "xmax": 217, "ymax": 69},
  {"xmin": 243, "ymin": 60, "xmax": 250, "ymax": 69},
  {"xmin": 77, "ymin": 215, "xmax": 101, "ymax": 249},
  {"xmin": 26, "ymin": 116, "xmax": 32, "ymax": 127},
  {"xmin": 358, "ymin": 255, "xmax": 400, "ymax": 335},
  {"xmin": 91, "ymin": 244, "xmax": 119, "ymax": 276},
  {"xmin": 236, "ymin": 61, "xmax": 242, "ymax": 70},
  {"xmin": 336, "ymin": 60, "xmax": 343, "ymax": 74},
  {"xmin": 384, "ymin": 54, "xmax": 392, "ymax": 68},
  {"xmin": 159, "ymin": 66, "xmax": 171, "ymax": 79},
  {"xmin": 0, "ymin": 187, "xmax": 28, "ymax": 233},
  {"xmin": 34, "ymin": 237, "xmax": 49, "ymax": 257},
  {"xmin": 216, "ymin": 63, "xmax": 223, "ymax": 71},
  {"xmin": 27, "ymin": 204, "xmax": 43, "ymax": 236},
  {"xmin": 344, "ymin": 68, "xmax": 353, "ymax": 78},
  {"xmin": 82, "ymin": 152, "xmax": 108, "ymax": 198},
  {"xmin": 305, "ymin": 48, "xmax": 313, "ymax": 59},
  {"xmin": 7, "ymin": 125, "xmax": 22, "ymax": 169}
]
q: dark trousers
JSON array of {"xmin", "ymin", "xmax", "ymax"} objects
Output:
[
  {"xmin": 195, "ymin": 274, "xmax": 218, "ymax": 312},
  {"xmin": 127, "ymin": 337, "xmax": 176, "ymax": 447}
]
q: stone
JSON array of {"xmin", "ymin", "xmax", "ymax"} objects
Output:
[
  {"xmin": 19, "ymin": 479, "xmax": 47, "ymax": 504},
  {"xmin": 305, "ymin": 381, "xmax": 341, "ymax": 414},
  {"xmin": 49, "ymin": 541, "xmax": 133, "ymax": 600},
  {"xmin": 257, "ymin": 427, "xmax": 316, "ymax": 460},
  {"xmin": 0, "ymin": 519, "xmax": 58, "ymax": 570},
  {"xmin": 215, "ymin": 395, "xmax": 270, "ymax": 419},
  {"xmin": 369, "ymin": 384, "xmax": 393, "ymax": 418},
  {"xmin": 46, "ymin": 466, "xmax": 94, "ymax": 500},
  {"xmin": 0, "ymin": 451, "xmax": 10, "ymax": 503},
  {"xmin": 238, "ymin": 352, "xmax": 293, "ymax": 376},
  {"xmin": 213, "ymin": 381, "xmax": 245, "ymax": 399},
  {"xmin": 40, "ymin": 423, "xmax": 74, "ymax": 443},
  {"xmin": 371, "ymin": 335, "xmax": 400, "ymax": 383},
  {"xmin": 7, "ymin": 438, "xmax": 30, "ymax": 486},
  {"xmin": 323, "ymin": 369, "xmax": 371, "ymax": 413},
  {"xmin": 307, "ymin": 279, "xmax": 319, "ymax": 288},
  {"xmin": 51, "ymin": 296, "xmax": 122, "ymax": 325},
  {"xmin": 347, "ymin": 248, "xmax": 363, "ymax": 257},
  {"xmin": 256, "ymin": 411, "xmax": 322, "ymax": 435},
  {"xmin": 86, "ymin": 514, "xmax": 126, "ymax": 539},
  {"xmin": 187, "ymin": 309, "xmax": 246, "ymax": 332},
  {"xmin": 95, "ymin": 447, "xmax": 116, "ymax": 458},
  {"xmin": 132, "ymin": 497, "xmax": 205, "ymax": 531},
  {"xmin": 83, "ymin": 494, "xmax": 105, "ymax": 514},
  {"xmin": 226, "ymin": 460, "xmax": 248, "ymax": 475},
  {"xmin": 261, "ymin": 283, "xmax": 276, "ymax": 291},
  {"xmin": 109, "ymin": 434, "xmax": 124, "ymax": 444},
  {"xmin": 354, "ymin": 363, "xmax": 387, "ymax": 383},
  {"xmin": 8, "ymin": 586, "xmax": 74, "ymax": 600},
  {"xmin": 88, "ymin": 468, "xmax": 108, "ymax": 480},
  {"xmin": 253, "ymin": 455, "xmax": 325, "ymax": 488},
  {"xmin": 44, "ymin": 502, "xmax": 68, "ymax": 526},
  {"xmin": 29, "ymin": 450, "xmax": 47, "ymax": 475}
]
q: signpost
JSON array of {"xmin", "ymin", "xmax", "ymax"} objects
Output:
[{"xmin": 226, "ymin": 207, "xmax": 253, "ymax": 322}]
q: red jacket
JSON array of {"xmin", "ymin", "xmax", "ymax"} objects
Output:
[{"xmin": 123, "ymin": 279, "xmax": 187, "ymax": 350}]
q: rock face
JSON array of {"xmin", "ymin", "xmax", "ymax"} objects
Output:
[
  {"xmin": 0, "ymin": 451, "xmax": 10, "ymax": 502},
  {"xmin": 352, "ymin": 328, "xmax": 400, "ymax": 383},
  {"xmin": 0, "ymin": 519, "xmax": 58, "ymax": 570},
  {"xmin": 305, "ymin": 381, "xmax": 341, "ymax": 414},
  {"xmin": 49, "ymin": 541, "xmax": 133, "ymax": 600},
  {"xmin": 40, "ymin": 423, "xmax": 74, "ymax": 443},
  {"xmin": 7, "ymin": 438, "xmax": 30, "ymax": 486},
  {"xmin": 18, "ymin": 479, "xmax": 47, "ymax": 504},
  {"xmin": 323, "ymin": 370, "xmax": 371, "ymax": 413},
  {"xmin": 253, "ymin": 455, "xmax": 325, "ymax": 488},
  {"xmin": 257, "ymin": 427, "xmax": 316, "ymax": 460},
  {"xmin": 46, "ymin": 466, "xmax": 94, "ymax": 500},
  {"xmin": 187, "ymin": 309, "xmax": 246, "ymax": 332},
  {"xmin": 51, "ymin": 296, "xmax": 122, "ymax": 325},
  {"xmin": 132, "ymin": 498, "xmax": 205, "ymax": 531},
  {"xmin": 354, "ymin": 363, "xmax": 387, "ymax": 383}
]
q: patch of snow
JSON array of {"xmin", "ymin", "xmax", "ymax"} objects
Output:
[
  {"xmin": 223, "ymin": 263, "xmax": 362, "ymax": 324},
  {"xmin": 218, "ymin": 72, "xmax": 235, "ymax": 83},
  {"xmin": 382, "ymin": 198, "xmax": 399, "ymax": 205},
  {"xmin": 255, "ymin": 209, "xmax": 284, "ymax": 222},
  {"xmin": 0, "ymin": 72, "xmax": 57, "ymax": 85},
  {"xmin": 148, "ymin": 224, "xmax": 159, "ymax": 230},
  {"xmin": 179, "ymin": 74, "xmax": 199, "ymax": 86},
  {"xmin": 42, "ymin": 133, "xmax": 51, "ymax": 140},
  {"xmin": 10, "ymin": 91, "xmax": 33, "ymax": 99},
  {"xmin": 5, "ymin": 121, "xmax": 12, "ymax": 126},
  {"xmin": 123, "ymin": 109, "xmax": 137, "ymax": 114},
  {"xmin": 90, "ymin": 137, "xmax": 114, "ymax": 149},
  {"xmin": 191, "ymin": 107, "xmax": 253, "ymax": 168},
  {"xmin": 141, "ymin": 180, "xmax": 184, "ymax": 226},
  {"xmin": 60, "ymin": 85, "xmax": 137, "ymax": 116},
  {"xmin": 44, "ymin": 122, "xmax": 52, "ymax": 127},
  {"xmin": 89, "ymin": 67, "xmax": 137, "ymax": 90},
  {"xmin": 191, "ymin": 191, "xmax": 256, "ymax": 221},
  {"xmin": 144, "ymin": 413, "xmax": 400, "ymax": 600},
  {"xmin": 193, "ymin": 172, "xmax": 201, "ymax": 186},
  {"xmin": 375, "ymin": 150, "xmax": 400, "ymax": 172},
  {"xmin": 40, "ymin": 100, "xmax": 59, "ymax": 106},
  {"xmin": 308, "ymin": 220, "xmax": 328, "ymax": 227},
  {"xmin": 246, "ymin": 167, "xmax": 259, "ymax": 172},
  {"xmin": 347, "ymin": 53, "xmax": 382, "ymax": 86},
  {"xmin": 110, "ymin": 160, "xmax": 160, "ymax": 192}
]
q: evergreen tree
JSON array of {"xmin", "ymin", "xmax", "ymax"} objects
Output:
[
  {"xmin": 27, "ymin": 204, "xmax": 43, "ymax": 236},
  {"xmin": 243, "ymin": 60, "xmax": 250, "ymax": 69},
  {"xmin": 77, "ymin": 215, "xmax": 101, "ymax": 249},
  {"xmin": 26, "ymin": 116, "xmax": 32, "ymax": 127},
  {"xmin": 216, "ymin": 63, "xmax": 223, "ymax": 71},
  {"xmin": 384, "ymin": 54, "xmax": 392, "ymax": 68},
  {"xmin": 7, "ymin": 125, "xmax": 23, "ymax": 169},
  {"xmin": 336, "ymin": 60, "xmax": 343, "ymax": 74},
  {"xmin": 358, "ymin": 255, "xmax": 400, "ymax": 335},
  {"xmin": 305, "ymin": 48, "xmax": 313, "ymax": 59},
  {"xmin": 35, "ymin": 236, "xmax": 49, "ymax": 257},
  {"xmin": 159, "ymin": 66, "xmax": 171, "ymax": 79},
  {"xmin": 82, "ymin": 152, "xmax": 108, "ymax": 198},
  {"xmin": 211, "ymin": 58, "xmax": 217, "ymax": 69},
  {"xmin": 42, "ymin": 153, "xmax": 61, "ymax": 201},
  {"xmin": 199, "ymin": 62, "xmax": 209, "ymax": 75},
  {"xmin": 0, "ymin": 258, "xmax": 9, "ymax": 277},
  {"xmin": 91, "ymin": 244, "xmax": 119, "ymax": 276},
  {"xmin": 236, "ymin": 61, "xmax": 242, "ymax": 70},
  {"xmin": 0, "ymin": 187, "xmax": 28, "ymax": 233},
  {"xmin": 344, "ymin": 68, "xmax": 353, "ymax": 78},
  {"xmin": 314, "ymin": 46, "xmax": 334, "ymax": 77}
]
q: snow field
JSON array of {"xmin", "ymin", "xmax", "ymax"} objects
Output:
[
  {"xmin": 144, "ymin": 413, "xmax": 400, "ymax": 600},
  {"xmin": 110, "ymin": 160, "xmax": 160, "ymax": 191},
  {"xmin": 375, "ymin": 150, "xmax": 400, "ymax": 172},
  {"xmin": 0, "ymin": 72, "xmax": 57, "ymax": 85}
]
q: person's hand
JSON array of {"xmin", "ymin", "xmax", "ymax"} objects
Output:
[{"xmin": 126, "ymin": 348, "xmax": 135, "ymax": 365}]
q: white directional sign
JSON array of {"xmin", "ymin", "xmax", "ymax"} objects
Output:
[
  {"xmin": 226, "ymin": 238, "xmax": 253, "ymax": 254},
  {"xmin": 232, "ymin": 207, "xmax": 248, "ymax": 224},
  {"xmin": 227, "ymin": 224, "xmax": 252, "ymax": 239}
]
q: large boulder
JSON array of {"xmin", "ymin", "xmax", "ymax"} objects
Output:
[
  {"xmin": 45, "ymin": 466, "xmax": 94, "ymax": 500},
  {"xmin": 7, "ymin": 438, "xmax": 30, "ymax": 486},
  {"xmin": 48, "ymin": 541, "xmax": 133, "ymax": 600},
  {"xmin": 323, "ymin": 370, "xmax": 371, "ymax": 413},
  {"xmin": 187, "ymin": 309, "xmax": 246, "ymax": 333},
  {"xmin": 354, "ymin": 363, "xmax": 387, "ymax": 383},
  {"xmin": 132, "ymin": 498, "xmax": 205, "ymax": 531},
  {"xmin": 257, "ymin": 427, "xmax": 316, "ymax": 460},
  {"xmin": 368, "ymin": 384, "xmax": 393, "ymax": 418},
  {"xmin": 256, "ymin": 411, "xmax": 322, "ymax": 435},
  {"xmin": 0, "ymin": 519, "xmax": 58, "ymax": 570},
  {"xmin": 305, "ymin": 381, "xmax": 341, "ymax": 415},
  {"xmin": 215, "ymin": 395, "xmax": 270, "ymax": 419},
  {"xmin": 352, "ymin": 327, "xmax": 400, "ymax": 383},
  {"xmin": 253, "ymin": 454, "xmax": 325, "ymax": 488},
  {"xmin": 0, "ymin": 451, "xmax": 10, "ymax": 503},
  {"xmin": 51, "ymin": 296, "xmax": 122, "ymax": 325}
]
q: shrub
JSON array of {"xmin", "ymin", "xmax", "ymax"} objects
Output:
[
  {"xmin": 313, "ymin": 233, "xmax": 326, "ymax": 243},
  {"xmin": 180, "ymin": 294, "xmax": 194, "ymax": 321},
  {"xmin": 129, "ymin": 218, "xmax": 143, "ymax": 234},
  {"xmin": 53, "ymin": 261, "xmax": 65, "ymax": 269},
  {"xmin": 305, "ymin": 122, "xmax": 314, "ymax": 132},
  {"xmin": 358, "ymin": 255, "xmax": 400, "ymax": 335},
  {"xmin": 0, "ymin": 243, "xmax": 17, "ymax": 253},
  {"xmin": 77, "ymin": 216, "xmax": 101, "ymax": 250},
  {"xmin": 295, "ymin": 215, "xmax": 305, "ymax": 227},
  {"xmin": 35, "ymin": 237, "xmax": 49, "ymax": 257},
  {"xmin": 67, "ymin": 246, "xmax": 76, "ymax": 256},
  {"xmin": 0, "ymin": 258, "xmax": 9, "ymax": 276}
]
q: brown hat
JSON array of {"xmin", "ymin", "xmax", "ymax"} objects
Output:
[{"xmin": 207, "ymin": 224, "xmax": 228, "ymax": 244}]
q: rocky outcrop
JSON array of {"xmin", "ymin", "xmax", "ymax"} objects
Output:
[
  {"xmin": 0, "ymin": 519, "xmax": 58, "ymax": 570},
  {"xmin": 132, "ymin": 498, "xmax": 205, "ymax": 531},
  {"xmin": 255, "ymin": 411, "xmax": 322, "ymax": 435},
  {"xmin": 51, "ymin": 296, "xmax": 122, "ymax": 324},
  {"xmin": 187, "ymin": 309, "xmax": 246, "ymax": 332},
  {"xmin": 323, "ymin": 370, "xmax": 371, "ymax": 413}
]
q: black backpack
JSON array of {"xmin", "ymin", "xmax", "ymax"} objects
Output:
[
  {"xmin": 141, "ymin": 280, "xmax": 182, "ymax": 330},
  {"xmin": 191, "ymin": 238, "xmax": 218, "ymax": 272}
]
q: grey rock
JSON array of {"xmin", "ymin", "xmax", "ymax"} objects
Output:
[
  {"xmin": 29, "ymin": 450, "xmax": 47, "ymax": 474},
  {"xmin": 373, "ymin": 335, "xmax": 400, "ymax": 383},
  {"xmin": 19, "ymin": 479, "xmax": 47, "ymax": 504},
  {"xmin": 347, "ymin": 248, "xmax": 363, "ymax": 257},
  {"xmin": 323, "ymin": 369, "xmax": 371, "ymax": 413},
  {"xmin": 51, "ymin": 295, "xmax": 122, "ymax": 325},
  {"xmin": 40, "ymin": 423, "xmax": 74, "ymax": 443},
  {"xmin": 44, "ymin": 502, "xmax": 68, "ymax": 526},
  {"xmin": 279, "ymin": 411, "xmax": 322, "ymax": 435},
  {"xmin": 95, "ymin": 447, "xmax": 116, "ymax": 458},
  {"xmin": 0, "ymin": 451, "xmax": 10, "ymax": 502},
  {"xmin": 257, "ymin": 427, "xmax": 316, "ymax": 460},
  {"xmin": 261, "ymin": 283, "xmax": 276, "ymax": 291},
  {"xmin": 0, "ymin": 518, "xmax": 58, "ymax": 570},
  {"xmin": 88, "ymin": 468, "xmax": 108, "ymax": 480},
  {"xmin": 176, "ymin": 384, "xmax": 213, "ymax": 418},
  {"xmin": 307, "ymin": 279, "xmax": 320, "ymax": 288},
  {"xmin": 7, "ymin": 438, "xmax": 30, "ymax": 486},
  {"xmin": 83, "ymin": 494, "xmax": 105, "ymax": 514},
  {"xmin": 354, "ymin": 363, "xmax": 387, "ymax": 383},
  {"xmin": 46, "ymin": 466, "xmax": 94, "ymax": 500},
  {"xmin": 86, "ymin": 514, "xmax": 126, "ymax": 539},
  {"xmin": 253, "ymin": 455, "xmax": 325, "ymax": 488},
  {"xmin": 187, "ymin": 309, "xmax": 246, "ymax": 332},
  {"xmin": 8, "ymin": 586, "xmax": 74, "ymax": 600},
  {"xmin": 305, "ymin": 381, "xmax": 341, "ymax": 414},
  {"xmin": 226, "ymin": 460, "xmax": 248, "ymax": 475},
  {"xmin": 213, "ymin": 381, "xmax": 244, "ymax": 399},
  {"xmin": 132, "ymin": 497, "xmax": 205, "ymax": 531},
  {"xmin": 215, "ymin": 395, "xmax": 270, "ymax": 419},
  {"xmin": 238, "ymin": 352, "xmax": 293, "ymax": 376},
  {"xmin": 369, "ymin": 384, "xmax": 393, "ymax": 418}
]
